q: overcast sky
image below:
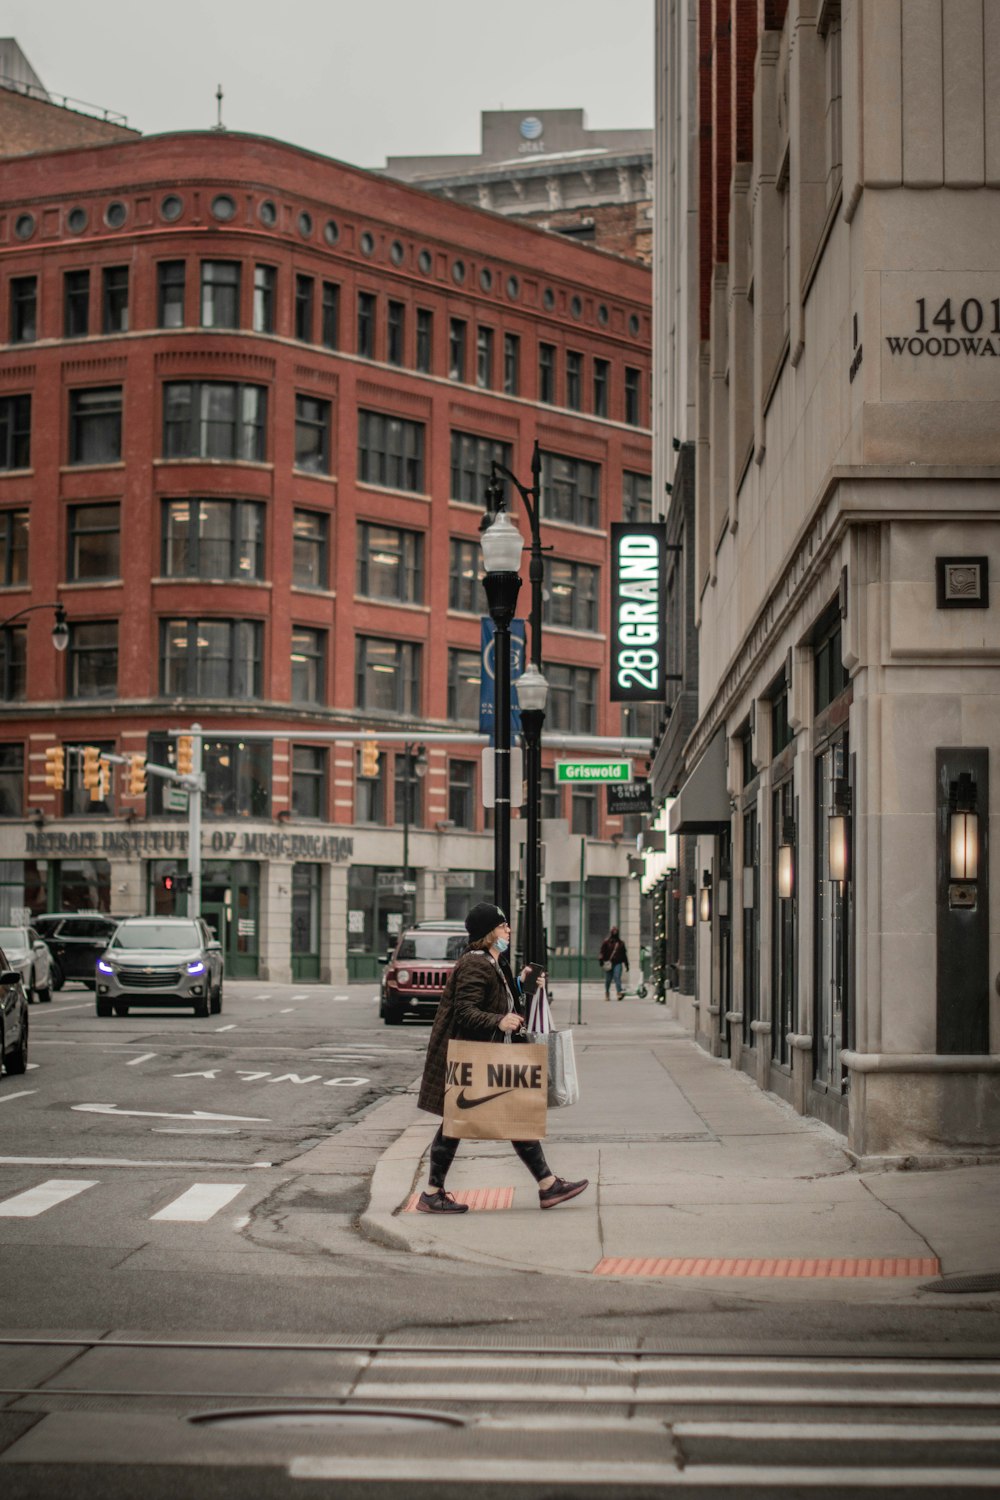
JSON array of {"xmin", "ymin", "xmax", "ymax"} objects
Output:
[{"xmin": 11, "ymin": 1, "xmax": 652, "ymax": 168}]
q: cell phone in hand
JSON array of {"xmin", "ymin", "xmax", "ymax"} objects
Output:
[{"xmin": 521, "ymin": 962, "xmax": 545, "ymax": 998}]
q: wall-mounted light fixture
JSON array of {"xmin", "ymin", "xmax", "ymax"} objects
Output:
[
  {"xmin": 828, "ymin": 779, "xmax": 851, "ymax": 884},
  {"xmin": 777, "ymin": 818, "xmax": 795, "ymax": 900},
  {"xmin": 949, "ymin": 771, "xmax": 979, "ymax": 883},
  {"xmin": 699, "ymin": 870, "xmax": 712, "ymax": 923},
  {"xmin": 684, "ymin": 892, "xmax": 695, "ymax": 927}
]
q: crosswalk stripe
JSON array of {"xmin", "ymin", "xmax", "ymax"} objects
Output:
[
  {"xmin": 289, "ymin": 1459, "xmax": 1000, "ymax": 1487},
  {"xmin": 347, "ymin": 1379, "xmax": 1000, "ymax": 1407},
  {"xmin": 0, "ymin": 1179, "xmax": 97, "ymax": 1218},
  {"xmin": 150, "ymin": 1183, "xmax": 247, "ymax": 1222}
]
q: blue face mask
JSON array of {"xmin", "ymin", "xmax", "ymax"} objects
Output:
[{"xmin": 495, "ymin": 937, "xmax": 509, "ymax": 954}]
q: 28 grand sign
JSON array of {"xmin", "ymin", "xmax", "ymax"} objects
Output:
[{"xmin": 609, "ymin": 522, "xmax": 668, "ymax": 702}]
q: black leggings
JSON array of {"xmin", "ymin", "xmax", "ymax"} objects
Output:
[{"xmin": 428, "ymin": 1125, "xmax": 551, "ymax": 1190}]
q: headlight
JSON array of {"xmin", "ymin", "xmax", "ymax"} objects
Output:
[
  {"xmin": 394, "ymin": 968, "xmax": 410, "ymax": 985},
  {"xmin": 97, "ymin": 959, "xmax": 114, "ymax": 974},
  {"xmin": 187, "ymin": 960, "xmax": 206, "ymax": 975}
]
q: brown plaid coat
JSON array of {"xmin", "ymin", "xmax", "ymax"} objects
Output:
[{"xmin": 417, "ymin": 949, "xmax": 522, "ymax": 1116}]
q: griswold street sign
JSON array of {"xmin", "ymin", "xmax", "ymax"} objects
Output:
[{"xmin": 555, "ymin": 761, "xmax": 632, "ymax": 783}]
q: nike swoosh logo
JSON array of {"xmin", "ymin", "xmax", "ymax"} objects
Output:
[{"xmin": 454, "ymin": 1088, "xmax": 515, "ymax": 1110}]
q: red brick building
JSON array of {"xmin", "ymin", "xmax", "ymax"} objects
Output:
[{"xmin": 0, "ymin": 128, "xmax": 651, "ymax": 982}]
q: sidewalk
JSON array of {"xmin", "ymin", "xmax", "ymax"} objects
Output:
[{"xmin": 360, "ymin": 986, "xmax": 1000, "ymax": 1295}]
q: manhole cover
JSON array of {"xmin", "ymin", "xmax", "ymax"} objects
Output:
[
  {"xmin": 190, "ymin": 1406, "xmax": 465, "ymax": 1431},
  {"xmin": 920, "ymin": 1272, "xmax": 1000, "ymax": 1295}
]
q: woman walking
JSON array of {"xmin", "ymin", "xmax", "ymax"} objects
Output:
[
  {"xmin": 416, "ymin": 901, "xmax": 589, "ymax": 1215},
  {"xmin": 598, "ymin": 926, "xmax": 629, "ymax": 1001}
]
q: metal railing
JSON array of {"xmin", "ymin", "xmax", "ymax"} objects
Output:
[{"xmin": 0, "ymin": 73, "xmax": 128, "ymax": 126}]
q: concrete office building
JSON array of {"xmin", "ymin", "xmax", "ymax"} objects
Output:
[{"xmin": 651, "ymin": 0, "xmax": 1000, "ymax": 1161}]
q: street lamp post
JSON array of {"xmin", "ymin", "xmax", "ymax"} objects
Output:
[
  {"xmin": 516, "ymin": 664, "xmax": 548, "ymax": 969},
  {"xmin": 0, "ymin": 601, "xmax": 69, "ymax": 654},
  {"xmin": 400, "ymin": 741, "xmax": 426, "ymax": 927},
  {"xmin": 485, "ymin": 441, "xmax": 547, "ymax": 964},
  {"xmin": 480, "ymin": 510, "xmax": 523, "ymax": 920}
]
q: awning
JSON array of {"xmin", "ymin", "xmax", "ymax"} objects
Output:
[{"xmin": 668, "ymin": 730, "xmax": 730, "ymax": 834}]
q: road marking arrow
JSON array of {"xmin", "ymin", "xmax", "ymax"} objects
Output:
[{"xmin": 71, "ymin": 1104, "xmax": 270, "ymax": 1122}]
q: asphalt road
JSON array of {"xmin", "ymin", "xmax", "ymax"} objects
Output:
[{"xmin": 0, "ymin": 980, "xmax": 997, "ymax": 1496}]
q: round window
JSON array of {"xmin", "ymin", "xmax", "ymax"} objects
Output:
[
  {"xmin": 506, "ymin": 275, "xmax": 520, "ymax": 300},
  {"xmin": 360, "ymin": 231, "xmax": 375, "ymax": 256},
  {"xmin": 418, "ymin": 248, "xmax": 432, "ymax": 274},
  {"xmin": 570, "ymin": 295, "xmax": 582, "ymax": 320},
  {"xmin": 298, "ymin": 210, "xmax": 313, "ymax": 238},
  {"xmin": 629, "ymin": 314, "xmax": 640, "ymax": 336},
  {"xmin": 258, "ymin": 200, "xmax": 277, "ymax": 227},
  {"xmin": 479, "ymin": 267, "xmax": 493, "ymax": 292},
  {"xmin": 104, "ymin": 202, "xmax": 128, "ymax": 229},
  {"xmin": 324, "ymin": 218, "xmax": 340, "ymax": 246},
  {"xmin": 390, "ymin": 240, "xmax": 404, "ymax": 265},
  {"xmin": 543, "ymin": 287, "xmax": 555, "ymax": 311},
  {"xmin": 597, "ymin": 303, "xmax": 609, "ymax": 326},
  {"xmin": 210, "ymin": 194, "xmax": 236, "ymax": 222},
  {"xmin": 160, "ymin": 194, "xmax": 183, "ymax": 222},
  {"xmin": 14, "ymin": 213, "xmax": 35, "ymax": 240},
  {"xmin": 451, "ymin": 259, "xmax": 466, "ymax": 285},
  {"xmin": 67, "ymin": 207, "xmax": 88, "ymax": 235}
]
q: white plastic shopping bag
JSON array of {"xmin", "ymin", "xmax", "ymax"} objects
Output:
[{"xmin": 525, "ymin": 984, "xmax": 579, "ymax": 1108}]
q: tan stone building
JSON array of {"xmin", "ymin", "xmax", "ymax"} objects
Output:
[{"xmin": 652, "ymin": 0, "xmax": 1000, "ymax": 1163}]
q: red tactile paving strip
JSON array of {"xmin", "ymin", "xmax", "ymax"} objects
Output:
[
  {"xmin": 403, "ymin": 1187, "xmax": 515, "ymax": 1213},
  {"xmin": 593, "ymin": 1256, "xmax": 941, "ymax": 1279}
]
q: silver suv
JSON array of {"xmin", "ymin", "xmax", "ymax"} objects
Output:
[{"xmin": 95, "ymin": 917, "xmax": 224, "ymax": 1018}]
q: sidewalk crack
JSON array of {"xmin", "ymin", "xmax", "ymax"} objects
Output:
[{"xmin": 858, "ymin": 1177, "xmax": 940, "ymax": 1263}]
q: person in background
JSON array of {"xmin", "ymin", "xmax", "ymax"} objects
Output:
[
  {"xmin": 416, "ymin": 901, "xmax": 589, "ymax": 1215},
  {"xmin": 598, "ymin": 926, "xmax": 629, "ymax": 1002}
]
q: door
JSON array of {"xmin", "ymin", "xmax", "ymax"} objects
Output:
[{"xmin": 291, "ymin": 864, "xmax": 321, "ymax": 981}]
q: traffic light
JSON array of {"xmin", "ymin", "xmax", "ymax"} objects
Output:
[
  {"xmin": 127, "ymin": 754, "xmax": 147, "ymax": 796},
  {"xmin": 43, "ymin": 746, "xmax": 65, "ymax": 790},
  {"xmin": 81, "ymin": 745, "xmax": 101, "ymax": 790},
  {"xmin": 162, "ymin": 873, "xmax": 175, "ymax": 893},
  {"xmin": 92, "ymin": 758, "xmax": 110, "ymax": 803},
  {"xmin": 163, "ymin": 873, "xmax": 192, "ymax": 894},
  {"xmin": 176, "ymin": 735, "xmax": 194, "ymax": 776},
  {"xmin": 360, "ymin": 738, "xmax": 379, "ymax": 778}
]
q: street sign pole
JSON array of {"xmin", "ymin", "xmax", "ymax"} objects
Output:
[
  {"xmin": 188, "ymin": 723, "xmax": 203, "ymax": 920},
  {"xmin": 577, "ymin": 835, "xmax": 586, "ymax": 1026}
]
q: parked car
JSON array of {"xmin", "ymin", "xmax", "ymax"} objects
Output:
[
  {"xmin": 0, "ymin": 926, "xmax": 54, "ymax": 1003},
  {"xmin": 95, "ymin": 916, "xmax": 224, "ymax": 1017},
  {"xmin": 379, "ymin": 920, "xmax": 467, "ymax": 1025},
  {"xmin": 33, "ymin": 913, "xmax": 119, "ymax": 989},
  {"xmin": 0, "ymin": 947, "xmax": 29, "ymax": 1077}
]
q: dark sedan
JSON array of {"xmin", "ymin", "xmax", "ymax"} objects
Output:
[
  {"xmin": 33, "ymin": 913, "xmax": 118, "ymax": 989},
  {"xmin": 0, "ymin": 947, "xmax": 29, "ymax": 1079}
]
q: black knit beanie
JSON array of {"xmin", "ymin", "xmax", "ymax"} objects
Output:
[{"xmin": 465, "ymin": 902, "xmax": 507, "ymax": 943}]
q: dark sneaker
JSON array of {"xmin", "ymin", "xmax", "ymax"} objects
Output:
[
  {"xmin": 416, "ymin": 1189, "xmax": 469, "ymax": 1214},
  {"xmin": 539, "ymin": 1177, "xmax": 589, "ymax": 1210}
]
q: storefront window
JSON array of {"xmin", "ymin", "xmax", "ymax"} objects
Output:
[
  {"xmin": 347, "ymin": 865, "xmax": 407, "ymax": 978},
  {"xmin": 547, "ymin": 877, "xmax": 619, "ymax": 965}
]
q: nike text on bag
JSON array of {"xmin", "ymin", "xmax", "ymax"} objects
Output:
[{"xmin": 443, "ymin": 1039, "xmax": 548, "ymax": 1140}]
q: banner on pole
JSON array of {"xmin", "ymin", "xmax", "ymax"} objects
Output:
[{"xmin": 479, "ymin": 618, "xmax": 526, "ymax": 742}]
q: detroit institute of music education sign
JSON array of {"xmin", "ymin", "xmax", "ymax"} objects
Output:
[{"xmin": 24, "ymin": 828, "xmax": 354, "ymax": 862}]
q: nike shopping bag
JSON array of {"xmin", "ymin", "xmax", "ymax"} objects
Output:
[{"xmin": 443, "ymin": 1038, "xmax": 548, "ymax": 1140}]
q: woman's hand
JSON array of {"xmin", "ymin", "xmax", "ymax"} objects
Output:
[{"xmin": 498, "ymin": 1012, "xmax": 523, "ymax": 1033}]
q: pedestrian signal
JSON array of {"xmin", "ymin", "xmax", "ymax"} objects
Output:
[
  {"xmin": 360, "ymin": 739, "xmax": 379, "ymax": 778},
  {"xmin": 176, "ymin": 735, "xmax": 194, "ymax": 775},
  {"xmin": 81, "ymin": 745, "xmax": 101, "ymax": 789},
  {"xmin": 43, "ymin": 746, "xmax": 65, "ymax": 790},
  {"xmin": 163, "ymin": 872, "xmax": 192, "ymax": 894},
  {"xmin": 128, "ymin": 754, "xmax": 147, "ymax": 796}
]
